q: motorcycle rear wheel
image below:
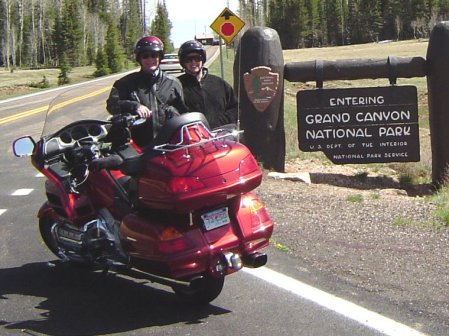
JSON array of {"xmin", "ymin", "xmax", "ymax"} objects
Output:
[{"xmin": 172, "ymin": 275, "xmax": 224, "ymax": 305}]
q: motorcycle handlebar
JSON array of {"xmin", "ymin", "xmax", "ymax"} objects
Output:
[
  {"xmin": 110, "ymin": 114, "xmax": 145, "ymax": 128},
  {"xmin": 89, "ymin": 154, "xmax": 124, "ymax": 172}
]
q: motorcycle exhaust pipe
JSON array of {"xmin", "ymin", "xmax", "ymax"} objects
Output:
[
  {"xmin": 223, "ymin": 252, "xmax": 243, "ymax": 271},
  {"xmin": 215, "ymin": 252, "xmax": 243, "ymax": 274},
  {"xmin": 242, "ymin": 252, "xmax": 267, "ymax": 268}
]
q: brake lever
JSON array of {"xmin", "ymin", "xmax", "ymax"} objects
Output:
[{"xmin": 132, "ymin": 117, "xmax": 146, "ymax": 126}]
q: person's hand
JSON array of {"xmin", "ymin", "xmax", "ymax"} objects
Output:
[{"xmin": 136, "ymin": 104, "xmax": 152, "ymax": 118}]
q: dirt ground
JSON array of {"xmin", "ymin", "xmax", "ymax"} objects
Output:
[{"xmin": 255, "ymin": 160, "xmax": 449, "ymax": 335}]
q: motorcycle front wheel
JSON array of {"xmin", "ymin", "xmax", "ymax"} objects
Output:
[
  {"xmin": 39, "ymin": 214, "xmax": 93, "ymax": 267},
  {"xmin": 172, "ymin": 275, "xmax": 224, "ymax": 305},
  {"xmin": 39, "ymin": 214, "xmax": 62, "ymax": 258}
]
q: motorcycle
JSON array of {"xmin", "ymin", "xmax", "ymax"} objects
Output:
[{"xmin": 12, "ymin": 85, "xmax": 274, "ymax": 304}]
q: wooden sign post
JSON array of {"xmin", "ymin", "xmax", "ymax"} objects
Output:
[{"xmin": 234, "ymin": 27, "xmax": 285, "ymax": 172}]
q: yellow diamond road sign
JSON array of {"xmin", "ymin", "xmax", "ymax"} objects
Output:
[{"xmin": 210, "ymin": 7, "xmax": 245, "ymax": 44}]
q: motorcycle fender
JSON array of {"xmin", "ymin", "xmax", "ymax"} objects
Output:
[
  {"xmin": 119, "ymin": 213, "xmax": 242, "ymax": 279},
  {"xmin": 37, "ymin": 202, "xmax": 55, "ymax": 219}
]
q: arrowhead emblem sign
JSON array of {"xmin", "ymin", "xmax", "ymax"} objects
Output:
[{"xmin": 243, "ymin": 66, "xmax": 279, "ymax": 112}]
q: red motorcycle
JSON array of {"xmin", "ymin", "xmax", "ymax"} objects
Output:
[{"xmin": 12, "ymin": 86, "xmax": 273, "ymax": 304}]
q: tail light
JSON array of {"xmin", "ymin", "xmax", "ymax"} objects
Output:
[
  {"xmin": 241, "ymin": 195, "xmax": 273, "ymax": 251},
  {"xmin": 242, "ymin": 196, "xmax": 271, "ymax": 227},
  {"xmin": 157, "ymin": 227, "xmax": 189, "ymax": 254}
]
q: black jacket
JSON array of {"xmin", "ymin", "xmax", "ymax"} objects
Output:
[
  {"xmin": 106, "ymin": 69, "xmax": 186, "ymax": 146},
  {"xmin": 178, "ymin": 69, "xmax": 238, "ymax": 129}
]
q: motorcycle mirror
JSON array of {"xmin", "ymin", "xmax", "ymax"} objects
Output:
[{"xmin": 12, "ymin": 136, "xmax": 35, "ymax": 157}]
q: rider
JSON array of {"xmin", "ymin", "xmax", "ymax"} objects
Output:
[
  {"xmin": 106, "ymin": 36, "xmax": 186, "ymax": 147},
  {"xmin": 177, "ymin": 40, "xmax": 238, "ymax": 130}
]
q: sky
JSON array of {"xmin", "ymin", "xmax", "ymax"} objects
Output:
[{"xmin": 147, "ymin": 0, "xmax": 239, "ymax": 48}]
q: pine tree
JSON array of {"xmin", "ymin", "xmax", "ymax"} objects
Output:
[
  {"xmin": 324, "ymin": 0, "xmax": 342, "ymax": 45},
  {"xmin": 150, "ymin": 0, "xmax": 173, "ymax": 52},
  {"xmin": 123, "ymin": 0, "xmax": 143, "ymax": 55},
  {"xmin": 94, "ymin": 45, "xmax": 111, "ymax": 77},
  {"xmin": 379, "ymin": 0, "xmax": 397, "ymax": 40},
  {"xmin": 359, "ymin": 0, "xmax": 382, "ymax": 42},
  {"xmin": 268, "ymin": 0, "xmax": 303, "ymax": 49},
  {"xmin": 57, "ymin": 0, "xmax": 84, "ymax": 67},
  {"xmin": 439, "ymin": 0, "xmax": 449, "ymax": 19},
  {"xmin": 105, "ymin": 20, "xmax": 124, "ymax": 73},
  {"xmin": 304, "ymin": 0, "xmax": 320, "ymax": 47},
  {"xmin": 58, "ymin": 52, "xmax": 72, "ymax": 85}
]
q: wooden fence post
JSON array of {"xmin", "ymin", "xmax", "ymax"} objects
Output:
[
  {"xmin": 233, "ymin": 27, "xmax": 285, "ymax": 172},
  {"xmin": 427, "ymin": 22, "xmax": 449, "ymax": 186}
]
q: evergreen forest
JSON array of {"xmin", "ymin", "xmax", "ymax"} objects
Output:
[{"xmin": 1, "ymin": 0, "xmax": 448, "ymax": 76}]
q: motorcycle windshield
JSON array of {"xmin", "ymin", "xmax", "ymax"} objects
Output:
[{"xmin": 41, "ymin": 84, "xmax": 112, "ymax": 138}]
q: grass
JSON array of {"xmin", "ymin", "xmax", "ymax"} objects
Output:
[
  {"xmin": 208, "ymin": 46, "xmax": 236, "ymax": 83},
  {"xmin": 0, "ymin": 61, "xmax": 137, "ymax": 100},
  {"xmin": 354, "ymin": 171, "xmax": 369, "ymax": 182},
  {"xmin": 282, "ymin": 39, "xmax": 428, "ymax": 62},
  {"xmin": 399, "ymin": 173, "xmax": 413, "ymax": 186},
  {"xmin": 0, "ymin": 66, "xmax": 97, "ymax": 99},
  {"xmin": 271, "ymin": 241, "xmax": 290, "ymax": 253},
  {"xmin": 393, "ymin": 217, "xmax": 413, "ymax": 226},
  {"xmin": 346, "ymin": 194, "xmax": 364, "ymax": 203},
  {"xmin": 428, "ymin": 186, "xmax": 449, "ymax": 227},
  {"xmin": 370, "ymin": 193, "xmax": 380, "ymax": 200}
]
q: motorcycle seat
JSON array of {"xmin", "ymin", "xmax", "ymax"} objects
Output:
[
  {"xmin": 117, "ymin": 113, "xmax": 211, "ymax": 176},
  {"xmin": 152, "ymin": 112, "xmax": 210, "ymax": 146}
]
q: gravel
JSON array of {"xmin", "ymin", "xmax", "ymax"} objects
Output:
[{"xmin": 254, "ymin": 161, "xmax": 449, "ymax": 334}]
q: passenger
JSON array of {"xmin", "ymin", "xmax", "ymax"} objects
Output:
[
  {"xmin": 107, "ymin": 35, "xmax": 186, "ymax": 147},
  {"xmin": 177, "ymin": 40, "xmax": 238, "ymax": 130}
]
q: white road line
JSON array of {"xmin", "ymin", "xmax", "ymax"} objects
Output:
[
  {"xmin": 0, "ymin": 209, "xmax": 6, "ymax": 215},
  {"xmin": 244, "ymin": 267, "xmax": 427, "ymax": 336},
  {"xmin": 11, "ymin": 189, "xmax": 33, "ymax": 196},
  {"xmin": 36, "ymin": 173, "xmax": 44, "ymax": 177}
]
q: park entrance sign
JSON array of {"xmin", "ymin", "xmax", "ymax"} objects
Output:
[{"xmin": 297, "ymin": 86, "xmax": 420, "ymax": 164}]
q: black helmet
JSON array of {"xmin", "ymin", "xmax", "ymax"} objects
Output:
[
  {"xmin": 134, "ymin": 36, "xmax": 164, "ymax": 61},
  {"xmin": 178, "ymin": 40, "xmax": 206, "ymax": 65}
]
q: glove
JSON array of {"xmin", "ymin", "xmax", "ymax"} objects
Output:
[{"xmin": 89, "ymin": 155, "xmax": 124, "ymax": 171}]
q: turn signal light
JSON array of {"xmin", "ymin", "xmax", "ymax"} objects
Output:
[
  {"xmin": 158, "ymin": 227, "xmax": 188, "ymax": 254},
  {"xmin": 159, "ymin": 227, "xmax": 183, "ymax": 241}
]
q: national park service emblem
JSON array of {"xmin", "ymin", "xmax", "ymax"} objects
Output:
[{"xmin": 243, "ymin": 66, "xmax": 279, "ymax": 112}]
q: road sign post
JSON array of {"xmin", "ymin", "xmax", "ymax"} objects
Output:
[{"xmin": 210, "ymin": 8, "xmax": 245, "ymax": 80}]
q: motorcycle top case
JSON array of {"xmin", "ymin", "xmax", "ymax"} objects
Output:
[{"xmin": 137, "ymin": 139, "xmax": 262, "ymax": 211}]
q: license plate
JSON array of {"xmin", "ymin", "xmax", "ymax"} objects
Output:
[{"xmin": 201, "ymin": 207, "xmax": 230, "ymax": 231}]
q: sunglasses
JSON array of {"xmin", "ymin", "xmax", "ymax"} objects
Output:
[
  {"xmin": 141, "ymin": 52, "xmax": 159, "ymax": 59},
  {"xmin": 185, "ymin": 55, "xmax": 202, "ymax": 63}
]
